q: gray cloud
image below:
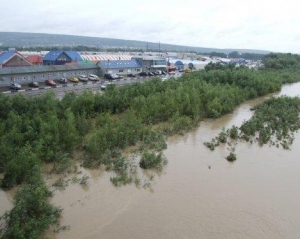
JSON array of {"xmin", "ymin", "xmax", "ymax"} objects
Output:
[{"xmin": 1, "ymin": 0, "xmax": 300, "ymax": 53}]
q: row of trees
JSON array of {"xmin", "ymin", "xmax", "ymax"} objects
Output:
[{"xmin": 1, "ymin": 53, "xmax": 300, "ymax": 238}]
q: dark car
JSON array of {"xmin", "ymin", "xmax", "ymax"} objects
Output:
[
  {"xmin": 104, "ymin": 73, "xmax": 118, "ymax": 80},
  {"xmin": 127, "ymin": 73, "xmax": 136, "ymax": 77},
  {"xmin": 147, "ymin": 72, "xmax": 155, "ymax": 76},
  {"xmin": 28, "ymin": 81, "xmax": 39, "ymax": 87},
  {"xmin": 139, "ymin": 72, "xmax": 148, "ymax": 76},
  {"xmin": 9, "ymin": 83, "xmax": 21, "ymax": 90},
  {"xmin": 45, "ymin": 79, "xmax": 56, "ymax": 86}
]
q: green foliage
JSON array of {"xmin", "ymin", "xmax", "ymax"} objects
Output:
[
  {"xmin": 139, "ymin": 151, "xmax": 167, "ymax": 170},
  {"xmin": 263, "ymin": 53, "xmax": 300, "ymax": 70},
  {"xmin": 226, "ymin": 152, "xmax": 237, "ymax": 162},
  {"xmin": 141, "ymin": 129, "xmax": 167, "ymax": 151},
  {"xmin": 0, "ymin": 182, "xmax": 61, "ymax": 239},
  {"xmin": 204, "ymin": 96, "xmax": 300, "ymax": 160},
  {"xmin": 1, "ymin": 146, "xmax": 41, "ymax": 189}
]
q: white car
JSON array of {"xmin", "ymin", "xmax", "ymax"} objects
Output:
[
  {"xmin": 78, "ymin": 75, "xmax": 88, "ymax": 82},
  {"xmin": 88, "ymin": 74, "xmax": 99, "ymax": 81},
  {"xmin": 101, "ymin": 82, "xmax": 114, "ymax": 90}
]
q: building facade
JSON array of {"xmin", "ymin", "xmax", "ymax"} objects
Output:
[
  {"xmin": 0, "ymin": 64, "xmax": 99, "ymax": 87},
  {"xmin": 97, "ymin": 60, "xmax": 142, "ymax": 76}
]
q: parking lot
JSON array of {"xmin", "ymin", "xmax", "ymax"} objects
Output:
[{"xmin": 0, "ymin": 72, "xmax": 182, "ymax": 98}]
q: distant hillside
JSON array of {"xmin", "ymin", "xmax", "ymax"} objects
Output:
[{"xmin": 0, "ymin": 32, "xmax": 270, "ymax": 54}]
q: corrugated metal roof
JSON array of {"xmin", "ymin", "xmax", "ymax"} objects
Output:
[
  {"xmin": 98, "ymin": 60, "xmax": 142, "ymax": 69},
  {"xmin": 80, "ymin": 54, "xmax": 131, "ymax": 62},
  {"xmin": 0, "ymin": 64, "xmax": 98, "ymax": 76},
  {"xmin": 0, "ymin": 51, "xmax": 16, "ymax": 64},
  {"xmin": 43, "ymin": 51, "xmax": 83, "ymax": 61}
]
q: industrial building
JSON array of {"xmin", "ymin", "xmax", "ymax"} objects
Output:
[
  {"xmin": 97, "ymin": 59, "xmax": 142, "ymax": 75},
  {"xmin": 131, "ymin": 56, "xmax": 167, "ymax": 72},
  {"xmin": 0, "ymin": 49, "xmax": 33, "ymax": 68},
  {"xmin": 43, "ymin": 51, "xmax": 83, "ymax": 65},
  {"xmin": 0, "ymin": 64, "xmax": 99, "ymax": 87}
]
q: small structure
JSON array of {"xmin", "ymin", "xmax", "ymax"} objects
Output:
[
  {"xmin": 26, "ymin": 55, "xmax": 43, "ymax": 65},
  {"xmin": 97, "ymin": 59, "xmax": 142, "ymax": 76},
  {"xmin": 43, "ymin": 51, "xmax": 82, "ymax": 65},
  {"xmin": 0, "ymin": 49, "xmax": 33, "ymax": 68}
]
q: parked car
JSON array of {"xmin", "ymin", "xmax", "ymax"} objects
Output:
[
  {"xmin": 115, "ymin": 74, "xmax": 123, "ymax": 79},
  {"xmin": 127, "ymin": 73, "xmax": 136, "ymax": 77},
  {"xmin": 28, "ymin": 81, "xmax": 39, "ymax": 87},
  {"xmin": 69, "ymin": 77, "xmax": 79, "ymax": 83},
  {"xmin": 139, "ymin": 72, "xmax": 148, "ymax": 76},
  {"xmin": 58, "ymin": 78, "xmax": 68, "ymax": 84},
  {"xmin": 45, "ymin": 79, "xmax": 56, "ymax": 86},
  {"xmin": 104, "ymin": 73, "xmax": 118, "ymax": 80},
  {"xmin": 88, "ymin": 74, "xmax": 99, "ymax": 81},
  {"xmin": 161, "ymin": 71, "xmax": 168, "ymax": 75},
  {"xmin": 101, "ymin": 82, "xmax": 114, "ymax": 90},
  {"xmin": 9, "ymin": 83, "xmax": 21, "ymax": 90},
  {"xmin": 147, "ymin": 72, "xmax": 155, "ymax": 76},
  {"xmin": 78, "ymin": 75, "xmax": 88, "ymax": 82}
]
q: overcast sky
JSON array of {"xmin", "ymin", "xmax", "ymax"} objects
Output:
[{"xmin": 1, "ymin": 0, "xmax": 300, "ymax": 53}]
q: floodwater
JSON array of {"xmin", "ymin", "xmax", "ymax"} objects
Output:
[{"xmin": 1, "ymin": 83, "xmax": 300, "ymax": 238}]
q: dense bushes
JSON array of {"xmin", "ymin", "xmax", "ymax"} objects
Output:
[
  {"xmin": 204, "ymin": 96, "xmax": 300, "ymax": 159},
  {"xmin": 1, "ymin": 53, "xmax": 300, "ymax": 238}
]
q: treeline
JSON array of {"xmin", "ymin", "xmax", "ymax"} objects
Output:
[
  {"xmin": 201, "ymin": 51, "xmax": 266, "ymax": 60},
  {"xmin": 1, "ymin": 53, "xmax": 300, "ymax": 238},
  {"xmin": 262, "ymin": 52, "xmax": 300, "ymax": 69}
]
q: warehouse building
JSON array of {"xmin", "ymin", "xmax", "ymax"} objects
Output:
[
  {"xmin": 131, "ymin": 56, "xmax": 167, "ymax": 72},
  {"xmin": 97, "ymin": 59, "xmax": 142, "ymax": 76},
  {"xmin": 0, "ymin": 49, "xmax": 33, "ymax": 68},
  {"xmin": 0, "ymin": 64, "xmax": 99, "ymax": 87},
  {"xmin": 43, "ymin": 51, "xmax": 82, "ymax": 65}
]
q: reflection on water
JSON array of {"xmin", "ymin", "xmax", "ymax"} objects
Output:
[{"xmin": 2, "ymin": 83, "xmax": 300, "ymax": 239}]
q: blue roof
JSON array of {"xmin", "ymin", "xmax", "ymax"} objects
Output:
[
  {"xmin": 65, "ymin": 51, "xmax": 82, "ymax": 61},
  {"xmin": 98, "ymin": 60, "xmax": 142, "ymax": 69},
  {"xmin": 175, "ymin": 61, "xmax": 184, "ymax": 66},
  {"xmin": 0, "ymin": 51, "xmax": 16, "ymax": 64},
  {"xmin": 43, "ymin": 51, "xmax": 82, "ymax": 61},
  {"xmin": 43, "ymin": 51, "xmax": 63, "ymax": 61}
]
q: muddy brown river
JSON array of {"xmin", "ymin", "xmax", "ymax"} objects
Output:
[{"xmin": 1, "ymin": 83, "xmax": 300, "ymax": 238}]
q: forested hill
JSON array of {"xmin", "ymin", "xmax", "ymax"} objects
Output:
[{"xmin": 0, "ymin": 32, "xmax": 270, "ymax": 54}]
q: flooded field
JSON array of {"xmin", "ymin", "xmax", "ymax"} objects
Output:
[{"xmin": 1, "ymin": 83, "xmax": 300, "ymax": 239}]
